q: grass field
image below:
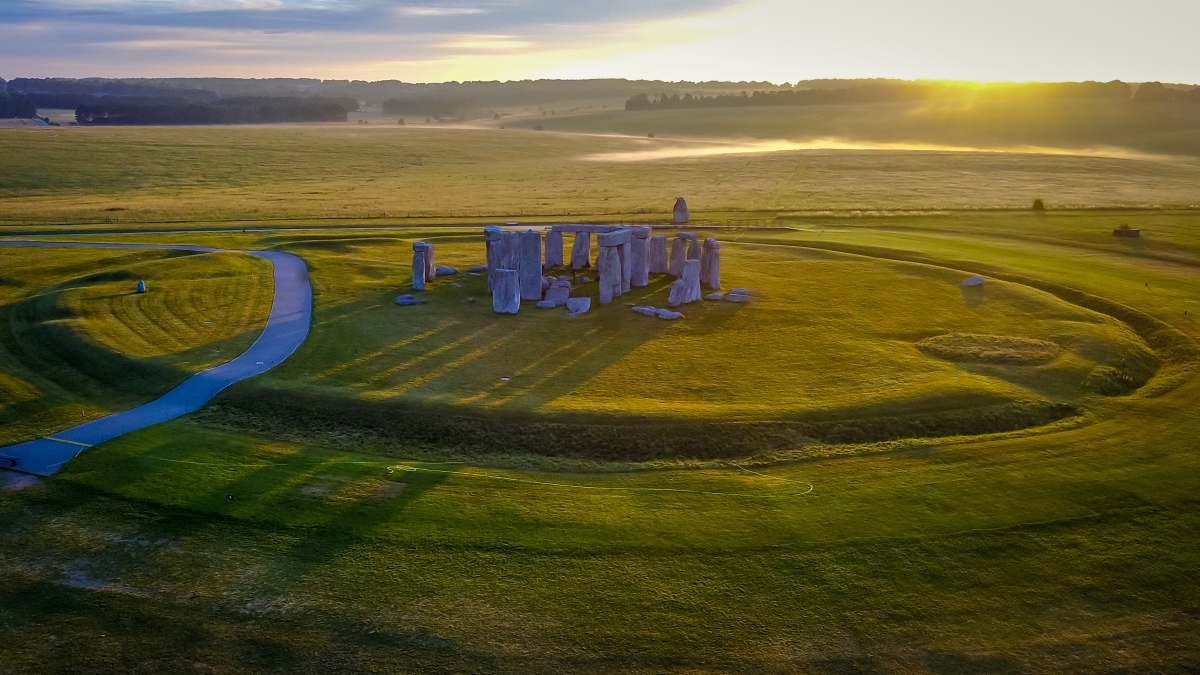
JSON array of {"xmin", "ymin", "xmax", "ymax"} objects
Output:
[{"xmin": 2, "ymin": 119, "xmax": 1200, "ymax": 672}]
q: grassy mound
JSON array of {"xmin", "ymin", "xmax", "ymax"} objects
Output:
[{"xmin": 917, "ymin": 333, "xmax": 1061, "ymax": 365}]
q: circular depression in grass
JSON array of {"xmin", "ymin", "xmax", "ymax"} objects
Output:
[{"xmin": 219, "ymin": 234, "xmax": 1158, "ymax": 457}]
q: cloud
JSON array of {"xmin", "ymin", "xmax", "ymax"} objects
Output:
[{"xmin": 398, "ymin": 6, "xmax": 485, "ymax": 17}]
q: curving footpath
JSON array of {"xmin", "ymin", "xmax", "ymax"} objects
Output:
[{"xmin": 0, "ymin": 241, "xmax": 312, "ymax": 476}]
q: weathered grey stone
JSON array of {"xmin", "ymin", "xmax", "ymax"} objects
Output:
[
  {"xmin": 570, "ymin": 232, "xmax": 592, "ymax": 270},
  {"xmin": 436, "ymin": 265, "xmax": 458, "ymax": 276},
  {"xmin": 492, "ymin": 269, "xmax": 520, "ymax": 314},
  {"xmin": 631, "ymin": 305, "xmax": 657, "ymax": 316},
  {"xmin": 656, "ymin": 308, "xmax": 683, "ymax": 320},
  {"xmin": 687, "ymin": 238, "xmax": 701, "ymax": 261},
  {"xmin": 412, "ymin": 248, "xmax": 427, "ymax": 291},
  {"xmin": 536, "ymin": 300, "xmax": 557, "ymax": 309},
  {"xmin": 395, "ymin": 294, "xmax": 425, "ymax": 306},
  {"xmin": 668, "ymin": 259, "xmax": 702, "ymax": 306},
  {"xmin": 958, "ymin": 276, "xmax": 985, "ymax": 287},
  {"xmin": 596, "ymin": 246, "xmax": 622, "ymax": 304},
  {"xmin": 545, "ymin": 229, "xmax": 564, "ymax": 268},
  {"xmin": 669, "ymin": 235, "xmax": 689, "ymax": 277},
  {"xmin": 498, "ymin": 231, "xmax": 521, "ymax": 272},
  {"xmin": 566, "ymin": 297, "xmax": 591, "ymax": 316},
  {"xmin": 648, "ymin": 235, "xmax": 669, "ymax": 274},
  {"xmin": 619, "ymin": 240, "xmax": 632, "ymax": 293},
  {"xmin": 705, "ymin": 292, "xmax": 724, "ymax": 301},
  {"xmin": 136, "ymin": 280, "xmax": 146, "ymax": 293},
  {"xmin": 518, "ymin": 230, "xmax": 543, "ymax": 301},
  {"xmin": 468, "ymin": 263, "xmax": 489, "ymax": 273},
  {"xmin": 544, "ymin": 280, "xmax": 571, "ymax": 307},
  {"xmin": 673, "ymin": 197, "xmax": 689, "ymax": 224},
  {"xmin": 413, "ymin": 241, "xmax": 435, "ymax": 282},
  {"xmin": 450, "ymin": 282, "xmax": 461, "ymax": 288},
  {"xmin": 630, "ymin": 236, "xmax": 649, "ymax": 287},
  {"xmin": 728, "ymin": 287, "xmax": 750, "ymax": 295},
  {"xmin": 541, "ymin": 276, "xmax": 552, "ymax": 292},
  {"xmin": 725, "ymin": 288, "xmax": 750, "ymax": 303},
  {"xmin": 557, "ymin": 275, "xmax": 570, "ymax": 282},
  {"xmin": 700, "ymin": 238, "xmax": 721, "ymax": 289},
  {"xmin": 596, "ymin": 229, "xmax": 632, "ymax": 247},
  {"xmin": 484, "ymin": 226, "xmax": 502, "ymax": 291}
]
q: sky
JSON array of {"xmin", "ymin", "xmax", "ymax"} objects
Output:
[{"xmin": 1, "ymin": 0, "xmax": 1198, "ymax": 84}]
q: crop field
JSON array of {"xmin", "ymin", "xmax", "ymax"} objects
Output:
[{"xmin": 2, "ymin": 119, "xmax": 1200, "ymax": 673}]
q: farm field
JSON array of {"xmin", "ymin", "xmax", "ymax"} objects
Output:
[{"xmin": 1, "ymin": 120, "xmax": 1200, "ymax": 672}]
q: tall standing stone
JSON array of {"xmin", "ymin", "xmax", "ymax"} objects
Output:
[
  {"xmin": 596, "ymin": 246, "xmax": 622, "ymax": 304},
  {"xmin": 518, "ymin": 230, "xmax": 543, "ymax": 301},
  {"xmin": 412, "ymin": 246, "xmax": 427, "ymax": 291},
  {"xmin": 686, "ymin": 238, "xmax": 701, "ymax": 261},
  {"xmin": 700, "ymin": 238, "xmax": 721, "ymax": 290},
  {"xmin": 499, "ymin": 231, "xmax": 521, "ymax": 274},
  {"xmin": 669, "ymin": 233, "xmax": 692, "ymax": 277},
  {"xmin": 492, "ymin": 269, "xmax": 520, "ymax": 314},
  {"xmin": 673, "ymin": 197, "xmax": 689, "ymax": 224},
  {"xmin": 620, "ymin": 240, "xmax": 632, "ymax": 293},
  {"xmin": 668, "ymin": 259, "xmax": 702, "ymax": 306},
  {"xmin": 545, "ymin": 229, "xmax": 564, "ymax": 268},
  {"xmin": 423, "ymin": 242, "xmax": 435, "ymax": 282},
  {"xmin": 648, "ymin": 235, "xmax": 669, "ymax": 275},
  {"xmin": 630, "ymin": 227, "xmax": 650, "ymax": 287},
  {"xmin": 570, "ymin": 232, "xmax": 592, "ymax": 270},
  {"xmin": 484, "ymin": 226, "xmax": 502, "ymax": 292}
]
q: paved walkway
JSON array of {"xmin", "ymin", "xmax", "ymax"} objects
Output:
[{"xmin": 0, "ymin": 241, "xmax": 312, "ymax": 475}]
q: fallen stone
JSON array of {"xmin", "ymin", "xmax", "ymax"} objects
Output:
[
  {"xmin": 543, "ymin": 280, "xmax": 572, "ymax": 307},
  {"xmin": 541, "ymin": 276, "xmax": 552, "ymax": 292},
  {"xmin": 705, "ymin": 293, "xmax": 724, "ymax": 301},
  {"xmin": 492, "ymin": 269, "xmax": 520, "ymax": 314},
  {"xmin": 631, "ymin": 305, "xmax": 658, "ymax": 316},
  {"xmin": 725, "ymin": 294, "xmax": 749, "ymax": 302},
  {"xmin": 566, "ymin": 297, "xmax": 591, "ymax": 316},
  {"xmin": 557, "ymin": 275, "xmax": 571, "ymax": 282},
  {"xmin": 728, "ymin": 288, "xmax": 750, "ymax": 295},
  {"xmin": 958, "ymin": 276, "xmax": 985, "ymax": 287},
  {"xmin": 435, "ymin": 265, "xmax": 458, "ymax": 276},
  {"xmin": 468, "ymin": 264, "xmax": 489, "ymax": 273},
  {"xmin": 536, "ymin": 300, "xmax": 557, "ymax": 309},
  {"xmin": 395, "ymin": 294, "xmax": 425, "ymax": 306},
  {"xmin": 656, "ymin": 309, "xmax": 683, "ymax": 320},
  {"xmin": 578, "ymin": 276, "xmax": 591, "ymax": 283}
]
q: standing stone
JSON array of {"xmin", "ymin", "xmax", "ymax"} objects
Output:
[
  {"xmin": 686, "ymin": 238, "xmax": 701, "ymax": 261},
  {"xmin": 668, "ymin": 259, "xmax": 702, "ymax": 306},
  {"xmin": 596, "ymin": 246, "xmax": 622, "ymax": 304},
  {"xmin": 136, "ymin": 280, "xmax": 147, "ymax": 294},
  {"xmin": 519, "ymin": 230, "xmax": 543, "ymax": 301},
  {"xmin": 499, "ymin": 231, "xmax": 521, "ymax": 273},
  {"xmin": 412, "ymin": 247, "xmax": 427, "ymax": 291},
  {"xmin": 619, "ymin": 240, "xmax": 633, "ymax": 293},
  {"xmin": 484, "ymin": 226, "xmax": 502, "ymax": 292},
  {"xmin": 630, "ymin": 228, "xmax": 650, "ymax": 287},
  {"xmin": 492, "ymin": 269, "xmax": 520, "ymax": 314},
  {"xmin": 648, "ymin": 235, "xmax": 669, "ymax": 275},
  {"xmin": 423, "ymin": 243, "xmax": 435, "ymax": 282},
  {"xmin": 700, "ymin": 238, "xmax": 721, "ymax": 289},
  {"xmin": 673, "ymin": 197, "xmax": 689, "ymax": 224},
  {"xmin": 570, "ymin": 232, "xmax": 592, "ymax": 270},
  {"xmin": 669, "ymin": 234, "xmax": 690, "ymax": 277},
  {"xmin": 545, "ymin": 229, "xmax": 564, "ymax": 268}
]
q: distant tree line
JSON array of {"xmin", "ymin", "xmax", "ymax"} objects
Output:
[
  {"xmin": 626, "ymin": 81, "xmax": 1200, "ymax": 111},
  {"xmin": 0, "ymin": 89, "xmax": 38, "ymax": 118},
  {"xmin": 75, "ymin": 96, "xmax": 358, "ymax": 125},
  {"xmin": 382, "ymin": 97, "xmax": 476, "ymax": 118}
]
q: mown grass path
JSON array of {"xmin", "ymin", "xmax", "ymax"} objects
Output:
[{"xmin": 0, "ymin": 241, "xmax": 311, "ymax": 475}]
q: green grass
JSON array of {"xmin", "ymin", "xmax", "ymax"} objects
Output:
[
  {"xmin": 3, "ymin": 122, "xmax": 1200, "ymax": 672},
  {"xmin": 0, "ymin": 247, "xmax": 271, "ymax": 444}
]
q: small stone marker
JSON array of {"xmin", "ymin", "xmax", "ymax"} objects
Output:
[
  {"xmin": 673, "ymin": 197, "xmax": 689, "ymax": 224},
  {"xmin": 395, "ymin": 294, "xmax": 425, "ymax": 306},
  {"xmin": 566, "ymin": 297, "xmax": 591, "ymax": 316},
  {"xmin": 958, "ymin": 276, "xmax": 985, "ymax": 287},
  {"xmin": 492, "ymin": 269, "xmax": 520, "ymax": 314},
  {"xmin": 136, "ymin": 280, "xmax": 146, "ymax": 293}
]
